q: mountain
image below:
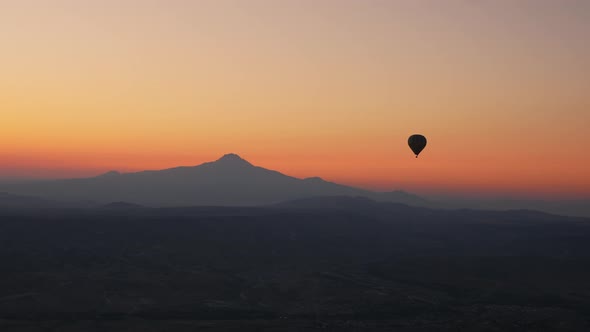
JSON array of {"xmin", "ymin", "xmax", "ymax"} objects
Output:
[
  {"xmin": 0, "ymin": 192, "xmax": 59, "ymax": 209},
  {"xmin": 0, "ymin": 192, "xmax": 95, "ymax": 209},
  {"xmin": 2, "ymin": 154, "xmax": 587, "ymax": 217},
  {"xmin": 102, "ymin": 201, "xmax": 146, "ymax": 209},
  {"xmin": 0, "ymin": 154, "xmax": 426, "ymax": 207},
  {"xmin": 433, "ymin": 197, "xmax": 590, "ymax": 219}
]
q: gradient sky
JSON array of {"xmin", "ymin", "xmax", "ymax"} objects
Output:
[{"xmin": 1, "ymin": 0, "xmax": 589, "ymax": 199}]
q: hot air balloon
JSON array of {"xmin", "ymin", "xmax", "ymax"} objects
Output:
[{"xmin": 408, "ymin": 134, "xmax": 427, "ymax": 158}]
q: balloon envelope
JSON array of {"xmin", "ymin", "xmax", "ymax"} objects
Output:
[{"xmin": 408, "ymin": 134, "xmax": 427, "ymax": 157}]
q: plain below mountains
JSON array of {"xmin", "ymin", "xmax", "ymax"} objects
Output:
[{"xmin": 1, "ymin": 196, "xmax": 590, "ymax": 331}]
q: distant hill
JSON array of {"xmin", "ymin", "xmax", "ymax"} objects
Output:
[
  {"xmin": 275, "ymin": 196, "xmax": 573, "ymax": 220},
  {"xmin": 275, "ymin": 196, "xmax": 380, "ymax": 210},
  {"xmin": 0, "ymin": 192, "xmax": 93, "ymax": 209},
  {"xmin": 102, "ymin": 201, "xmax": 146, "ymax": 209},
  {"xmin": 0, "ymin": 192, "xmax": 57, "ymax": 208},
  {"xmin": 274, "ymin": 196, "xmax": 421, "ymax": 215},
  {"xmin": 433, "ymin": 197, "xmax": 590, "ymax": 219},
  {"xmin": 0, "ymin": 154, "xmax": 427, "ymax": 207}
]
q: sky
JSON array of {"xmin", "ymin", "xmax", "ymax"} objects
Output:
[{"xmin": 1, "ymin": 0, "xmax": 589, "ymax": 199}]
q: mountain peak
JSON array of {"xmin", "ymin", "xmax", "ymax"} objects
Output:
[{"xmin": 214, "ymin": 153, "xmax": 252, "ymax": 166}]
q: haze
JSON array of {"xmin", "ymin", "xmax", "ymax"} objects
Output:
[{"xmin": 1, "ymin": 0, "xmax": 589, "ymax": 199}]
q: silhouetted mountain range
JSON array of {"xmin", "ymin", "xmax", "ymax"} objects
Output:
[
  {"xmin": 0, "ymin": 192, "xmax": 94, "ymax": 209},
  {"xmin": 435, "ymin": 197, "xmax": 590, "ymax": 219},
  {"xmin": 1, "ymin": 153, "xmax": 588, "ymax": 217},
  {"xmin": 0, "ymin": 154, "xmax": 425, "ymax": 207},
  {"xmin": 0, "ymin": 192, "xmax": 58, "ymax": 209}
]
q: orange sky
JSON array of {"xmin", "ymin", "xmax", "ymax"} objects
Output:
[{"xmin": 1, "ymin": 1, "xmax": 589, "ymax": 199}]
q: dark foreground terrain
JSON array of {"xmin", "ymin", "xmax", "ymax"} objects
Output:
[{"xmin": 1, "ymin": 197, "xmax": 590, "ymax": 331}]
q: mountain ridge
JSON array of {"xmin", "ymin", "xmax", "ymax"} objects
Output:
[
  {"xmin": 0, "ymin": 153, "xmax": 425, "ymax": 207},
  {"xmin": 2, "ymin": 153, "xmax": 588, "ymax": 217}
]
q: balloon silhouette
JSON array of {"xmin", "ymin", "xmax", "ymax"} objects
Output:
[{"xmin": 408, "ymin": 134, "xmax": 427, "ymax": 158}]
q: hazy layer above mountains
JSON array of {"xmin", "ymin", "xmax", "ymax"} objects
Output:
[{"xmin": 0, "ymin": 153, "xmax": 588, "ymax": 218}]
